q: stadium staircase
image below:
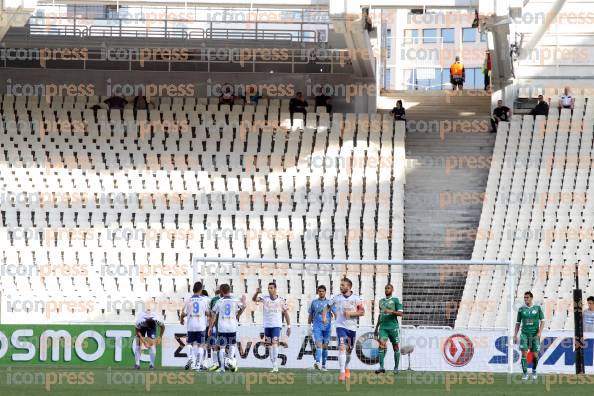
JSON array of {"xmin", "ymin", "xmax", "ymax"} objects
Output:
[{"xmin": 384, "ymin": 91, "xmax": 495, "ymax": 326}]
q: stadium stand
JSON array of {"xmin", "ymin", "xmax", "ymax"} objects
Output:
[
  {"xmin": 0, "ymin": 95, "xmax": 405, "ymax": 325},
  {"xmin": 457, "ymin": 94, "xmax": 594, "ymax": 330}
]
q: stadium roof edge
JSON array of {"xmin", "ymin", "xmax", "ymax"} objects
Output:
[
  {"xmin": 36, "ymin": 0, "xmax": 478, "ymax": 9},
  {"xmin": 36, "ymin": 0, "xmax": 328, "ymax": 8}
]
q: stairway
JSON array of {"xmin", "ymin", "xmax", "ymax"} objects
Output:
[{"xmin": 390, "ymin": 91, "xmax": 495, "ymax": 327}]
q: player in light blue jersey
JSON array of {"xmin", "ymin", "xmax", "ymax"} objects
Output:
[{"xmin": 308, "ymin": 285, "xmax": 334, "ymax": 371}]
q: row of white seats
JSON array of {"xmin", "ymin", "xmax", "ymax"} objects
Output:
[
  {"xmin": 0, "ymin": 103, "xmax": 405, "ymax": 323},
  {"xmin": 456, "ymin": 110, "xmax": 594, "ymax": 331}
]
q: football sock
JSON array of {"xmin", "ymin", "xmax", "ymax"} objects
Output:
[
  {"xmin": 521, "ymin": 356, "xmax": 527, "ymax": 374},
  {"xmin": 345, "ymin": 352, "xmax": 351, "ymax": 368},
  {"xmin": 218, "ymin": 350, "xmax": 226, "ymax": 368},
  {"xmin": 134, "ymin": 343, "xmax": 141, "ymax": 365},
  {"xmin": 394, "ymin": 350, "xmax": 401, "ymax": 370},
  {"xmin": 228, "ymin": 345, "xmax": 236, "ymax": 360},
  {"xmin": 379, "ymin": 348, "xmax": 386, "ymax": 369},
  {"xmin": 315, "ymin": 347, "xmax": 322, "ymax": 363},
  {"xmin": 149, "ymin": 346, "xmax": 156, "ymax": 366},
  {"xmin": 338, "ymin": 351, "xmax": 346, "ymax": 373},
  {"xmin": 532, "ymin": 354, "xmax": 538, "ymax": 373},
  {"xmin": 211, "ymin": 348, "xmax": 218, "ymax": 367},
  {"xmin": 196, "ymin": 347, "xmax": 205, "ymax": 367},
  {"xmin": 322, "ymin": 349, "xmax": 328, "ymax": 366},
  {"xmin": 271, "ymin": 345, "xmax": 279, "ymax": 366}
]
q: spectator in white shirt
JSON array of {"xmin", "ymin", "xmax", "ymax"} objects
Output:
[
  {"xmin": 558, "ymin": 87, "xmax": 575, "ymax": 111},
  {"xmin": 584, "ymin": 296, "xmax": 594, "ymax": 333}
]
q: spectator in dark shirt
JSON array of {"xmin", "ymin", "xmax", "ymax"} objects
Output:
[
  {"xmin": 289, "ymin": 92, "xmax": 308, "ymax": 120},
  {"xmin": 315, "ymin": 93, "xmax": 332, "ymax": 113},
  {"xmin": 219, "ymin": 83, "xmax": 235, "ymax": 108},
  {"xmin": 490, "ymin": 100, "xmax": 511, "ymax": 132},
  {"xmin": 133, "ymin": 95, "xmax": 149, "ymax": 112},
  {"xmin": 530, "ymin": 95, "xmax": 549, "ymax": 117},
  {"xmin": 104, "ymin": 95, "xmax": 127, "ymax": 110},
  {"xmin": 390, "ymin": 100, "xmax": 406, "ymax": 121}
]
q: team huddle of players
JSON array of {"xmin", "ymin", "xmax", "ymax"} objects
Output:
[{"xmin": 134, "ymin": 284, "xmax": 546, "ymax": 379}]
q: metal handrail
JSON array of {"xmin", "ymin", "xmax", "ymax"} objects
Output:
[
  {"xmin": 27, "ymin": 14, "xmax": 329, "ymax": 43},
  {"xmin": 0, "ymin": 46, "xmax": 355, "ymax": 73},
  {"xmin": 28, "ymin": 23, "xmax": 322, "ymax": 43}
]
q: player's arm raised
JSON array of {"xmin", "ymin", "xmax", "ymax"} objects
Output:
[
  {"xmin": 237, "ymin": 294, "xmax": 248, "ymax": 320},
  {"xmin": 252, "ymin": 287, "xmax": 262, "ymax": 302}
]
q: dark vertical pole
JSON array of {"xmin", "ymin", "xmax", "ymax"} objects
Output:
[{"xmin": 574, "ymin": 262, "xmax": 585, "ymax": 374}]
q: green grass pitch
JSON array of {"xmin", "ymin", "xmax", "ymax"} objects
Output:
[{"xmin": 1, "ymin": 367, "xmax": 593, "ymax": 395}]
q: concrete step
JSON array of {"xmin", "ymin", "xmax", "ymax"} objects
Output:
[{"xmin": 401, "ymin": 93, "xmax": 495, "ymax": 327}]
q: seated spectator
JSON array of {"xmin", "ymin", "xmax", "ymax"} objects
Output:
[
  {"xmin": 248, "ymin": 88, "xmax": 263, "ymax": 105},
  {"xmin": 558, "ymin": 87, "xmax": 575, "ymax": 110},
  {"xmin": 529, "ymin": 95, "xmax": 549, "ymax": 117},
  {"xmin": 390, "ymin": 100, "xmax": 406, "ymax": 121},
  {"xmin": 104, "ymin": 95, "xmax": 127, "ymax": 110},
  {"xmin": 289, "ymin": 92, "xmax": 308, "ymax": 119},
  {"xmin": 219, "ymin": 83, "xmax": 235, "ymax": 108},
  {"xmin": 490, "ymin": 100, "xmax": 510, "ymax": 133},
  {"xmin": 315, "ymin": 93, "xmax": 332, "ymax": 113},
  {"xmin": 133, "ymin": 95, "xmax": 150, "ymax": 112}
]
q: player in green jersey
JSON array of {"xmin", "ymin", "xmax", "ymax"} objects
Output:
[
  {"xmin": 374, "ymin": 284, "xmax": 403, "ymax": 374},
  {"xmin": 514, "ymin": 291, "xmax": 544, "ymax": 380}
]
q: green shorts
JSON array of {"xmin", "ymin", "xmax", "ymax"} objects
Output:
[
  {"xmin": 519, "ymin": 333, "xmax": 540, "ymax": 352},
  {"xmin": 378, "ymin": 328, "xmax": 399, "ymax": 345}
]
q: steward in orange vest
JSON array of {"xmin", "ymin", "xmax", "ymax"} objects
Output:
[{"xmin": 450, "ymin": 56, "xmax": 465, "ymax": 90}]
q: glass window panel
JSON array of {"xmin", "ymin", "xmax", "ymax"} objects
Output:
[
  {"xmin": 441, "ymin": 28, "xmax": 455, "ymax": 43},
  {"xmin": 423, "ymin": 28, "xmax": 437, "ymax": 44},
  {"xmin": 462, "ymin": 28, "xmax": 477, "ymax": 42}
]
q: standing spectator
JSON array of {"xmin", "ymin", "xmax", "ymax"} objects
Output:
[
  {"xmin": 558, "ymin": 87, "xmax": 575, "ymax": 111},
  {"xmin": 449, "ymin": 56, "xmax": 465, "ymax": 91},
  {"xmin": 490, "ymin": 100, "xmax": 510, "ymax": 133},
  {"xmin": 584, "ymin": 296, "xmax": 594, "ymax": 333},
  {"xmin": 104, "ymin": 95, "xmax": 127, "ymax": 110},
  {"xmin": 315, "ymin": 93, "xmax": 332, "ymax": 113},
  {"xmin": 390, "ymin": 100, "xmax": 406, "ymax": 121},
  {"xmin": 483, "ymin": 50, "xmax": 492, "ymax": 91},
  {"xmin": 289, "ymin": 92, "xmax": 308, "ymax": 120},
  {"xmin": 529, "ymin": 95, "xmax": 549, "ymax": 117}
]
